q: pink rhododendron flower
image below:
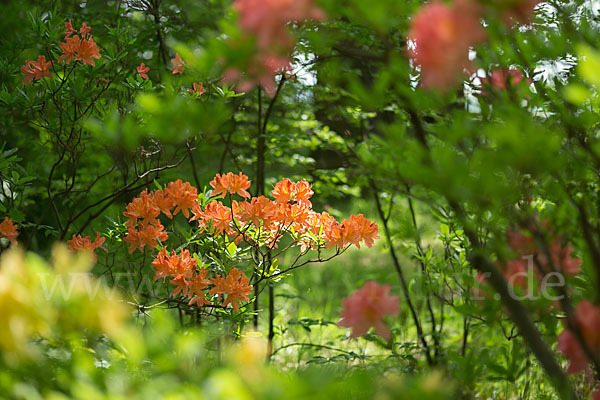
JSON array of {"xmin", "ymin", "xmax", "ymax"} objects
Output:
[
  {"xmin": 226, "ymin": 0, "xmax": 323, "ymax": 94},
  {"xmin": 557, "ymin": 300, "xmax": 600, "ymax": 374},
  {"xmin": 338, "ymin": 281, "xmax": 399, "ymax": 340},
  {"xmin": 234, "ymin": 0, "xmax": 325, "ymax": 51},
  {"xmin": 557, "ymin": 244, "xmax": 582, "ymax": 276},
  {"xmin": 480, "ymin": 69, "xmax": 526, "ymax": 91},
  {"xmin": 499, "ymin": 0, "xmax": 541, "ymax": 25},
  {"xmin": 224, "ymin": 53, "xmax": 292, "ymax": 95},
  {"xmin": 408, "ymin": 0, "xmax": 486, "ymax": 90}
]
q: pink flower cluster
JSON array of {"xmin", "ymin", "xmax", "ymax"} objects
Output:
[
  {"xmin": 225, "ymin": 0, "xmax": 325, "ymax": 94},
  {"xmin": 408, "ymin": 0, "xmax": 540, "ymax": 90},
  {"xmin": 338, "ymin": 281, "xmax": 399, "ymax": 340}
]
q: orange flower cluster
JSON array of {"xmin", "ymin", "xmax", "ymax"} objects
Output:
[
  {"xmin": 325, "ymin": 214, "xmax": 380, "ymax": 250},
  {"xmin": 0, "ymin": 217, "xmax": 18, "ymax": 245},
  {"xmin": 151, "ymin": 249, "xmax": 252, "ymax": 311},
  {"xmin": 191, "ymin": 172, "xmax": 379, "ymax": 251},
  {"xmin": 407, "ymin": 0, "xmax": 540, "ymax": 90},
  {"xmin": 21, "ymin": 20, "xmax": 101, "ymax": 84},
  {"xmin": 189, "ymin": 82, "xmax": 206, "ymax": 96},
  {"xmin": 209, "ymin": 268, "xmax": 253, "ymax": 312},
  {"xmin": 137, "ymin": 63, "xmax": 150, "ymax": 79},
  {"xmin": 123, "ymin": 180, "xmax": 198, "ymax": 253},
  {"xmin": 226, "ymin": 0, "xmax": 325, "ymax": 93},
  {"xmin": 151, "ymin": 249, "xmax": 210, "ymax": 306},
  {"xmin": 21, "ymin": 56, "xmax": 53, "ymax": 84},
  {"xmin": 166, "ymin": 53, "xmax": 209, "ymax": 96},
  {"xmin": 170, "ymin": 53, "xmax": 185, "ymax": 75},
  {"xmin": 58, "ymin": 20, "xmax": 101, "ymax": 66},
  {"xmin": 210, "ymin": 172, "xmax": 252, "ymax": 199},
  {"xmin": 124, "ymin": 173, "xmax": 378, "ymax": 253},
  {"xmin": 130, "ymin": 173, "xmax": 378, "ymax": 311},
  {"xmin": 67, "ymin": 232, "xmax": 107, "ymax": 262}
]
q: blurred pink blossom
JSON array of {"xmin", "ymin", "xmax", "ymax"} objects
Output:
[
  {"xmin": 338, "ymin": 281, "xmax": 399, "ymax": 340},
  {"xmin": 408, "ymin": 0, "xmax": 486, "ymax": 90}
]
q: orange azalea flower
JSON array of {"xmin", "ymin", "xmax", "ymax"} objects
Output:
[
  {"xmin": 271, "ymin": 178, "xmax": 313, "ymax": 207},
  {"xmin": 58, "ymin": 22, "xmax": 100, "ymax": 66},
  {"xmin": 235, "ymin": 195, "xmax": 276, "ymax": 227},
  {"xmin": 124, "ymin": 221, "xmax": 167, "ymax": 253},
  {"xmin": 151, "ymin": 249, "xmax": 172, "ymax": 282},
  {"xmin": 506, "ymin": 226, "xmax": 536, "ymax": 255},
  {"xmin": 0, "ymin": 217, "xmax": 18, "ymax": 245},
  {"xmin": 209, "ymin": 172, "xmax": 252, "ymax": 199},
  {"xmin": 407, "ymin": 0, "xmax": 486, "ymax": 90},
  {"xmin": 189, "ymin": 201, "xmax": 206, "ymax": 225},
  {"xmin": 164, "ymin": 180, "xmax": 198, "ymax": 219},
  {"xmin": 67, "ymin": 232, "xmax": 107, "ymax": 262},
  {"xmin": 272, "ymin": 202, "xmax": 309, "ymax": 226},
  {"xmin": 324, "ymin": 214, "xmax": 379, "ymax": 249},
  {"xmin": 338, "ymin": 281, "xmax": 399, "ymax": 340},
  {"xmin": 202, "ymin": 201, "xmax": 233, "ymax": 235},
  {"xmin": 324, "ymin": 220, "xmax": 345, "ymax": 249},
  {"xmin": 75, "ymin": 37, "xmax": 101, "ymax": 66},
  {"xmin": 123, "ymin": 226, "xmax": 141, "ymax": 254},
  {"xmin": 188, "ymin": 269, "xmax": 212, "ymax": 307},
  {"xmin": 209, "ymin": 268, "xmax": 253, "ymax": 312},
  {"xmin": 305, "ymin": 211, "xmax": 336, "ymax": 236},
  {"xmin": 151, "ymin": 248, "xmax": 197, "ymax": 284},
  {"xmin": 80, "ymin": 22, "xmax": 92, "ymax": 37},
  {"xmin": 58, "ymin": 35, "xmax": 81, "ymax": 64},
  {"xmin": 64, "ymin": 19, "xmax": 76, "ymax": 37},
  {"xmin": 297, "ymin": 211, "xmax": 338, "ymax": 251},
  {"xmin": 189, "ymin": 82, "xmax": 206, "ymax": 96},
  {"xmin": 499, "ymin": 259, "xmax": 530, "ymax": 290},
  {"xmin": 138, "ymin": 221, "xmax": 168, "ymax": 251},
  {"xmin": 123, "ymin": 190, "xmax": 160, "ymax": 226},
  {"xmin": 137, "ymin": 62, "xmax": 150, "ymax": 79},
  {"xmin": 152, "ymin": 189, "xmax": 176, "ymax": 219},
  {"xmin": 170, "ymin": 276, "xmax": 189, "ymax": 297},
  {"xmin": 21, "ymin": 55, "xmax": 53, "ymax": 84},
  {"xmin": 170, "ymin": 53, "xmax": 184, "ymax": 74},
  {"xmin": 346, "ymin": 214, "xmax": 380, "ymax": 249}
]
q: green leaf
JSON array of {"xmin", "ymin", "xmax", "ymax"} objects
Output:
[
  {"xmin": 226, "ymin": 241, "xmax": 237, "ymax": 257},
  {"xmin": 577, "ymin": 43, "xmax": 600, "ymax": 88}
]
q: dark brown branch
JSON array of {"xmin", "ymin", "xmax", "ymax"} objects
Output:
[
  {"xmin": 453, "ymin": 203, "xmax": 577, "ymax": 400},
  {"xmin": 371, "ymin": 179, "xmax": 433, "ymax": 365}
]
